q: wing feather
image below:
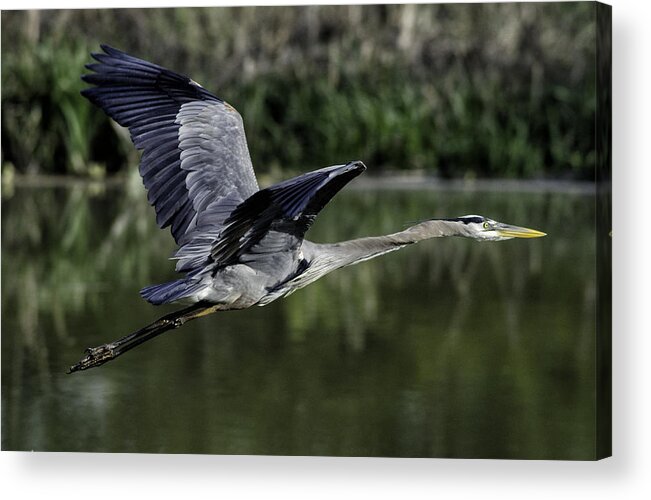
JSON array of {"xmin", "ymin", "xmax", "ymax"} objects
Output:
[
  {"xmin": 172, "ymin": 162, "xmax": 365, "ymax": 274},
  {"xmin": 81, "ymin": 44, "xmax": 259, "ymax": 244},
  {"xmin": 210, "ymin": 161, "xmax": 366, "ymax": 268}
]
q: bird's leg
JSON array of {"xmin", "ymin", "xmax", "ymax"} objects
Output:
[{"xmin": 67, "ymin": 302, "xmax": 217, "ymax": 374}]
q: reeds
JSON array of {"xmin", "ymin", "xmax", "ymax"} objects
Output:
[{"xmin": 2, "ymin": 3, "xmax": 596, "ymax": 179}]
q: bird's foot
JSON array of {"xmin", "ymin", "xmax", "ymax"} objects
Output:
[
  {"xmin": 66, "ymin": 303, "xmax": 215, "ymax": 374},
  {"xmin": 67, "ymin": 344, "xmax": 117, "ymax": 374}
]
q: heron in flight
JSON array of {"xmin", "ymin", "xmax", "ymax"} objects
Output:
[{"xmin": 68, "ymin": 45, "xmax": 545, "ymax": 374}]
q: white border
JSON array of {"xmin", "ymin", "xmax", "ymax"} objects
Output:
[{"xmin": 2, "ymin": 0, "xmax": 650, "ymax": 498}]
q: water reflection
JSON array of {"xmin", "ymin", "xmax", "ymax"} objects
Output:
[{"xmin": 2, "ymin": 182, "xmax": 596, "ymax": 458}]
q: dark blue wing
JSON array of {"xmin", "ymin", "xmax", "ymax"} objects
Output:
[
  {"xmin": 81, "ymin": 45, "xmax": 259, "ymax": 243},
  {"xmin": 211, "ymin": 161, "xmax": 366, "ymax": 266},
  {"xmin": 173, "ymin": 161, "xmax": 366, "ymax": 272}
]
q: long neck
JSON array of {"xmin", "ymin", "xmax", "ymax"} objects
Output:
[{"xmin": 307, "ymin": 219, "xmax": 465, "ymax": 271}]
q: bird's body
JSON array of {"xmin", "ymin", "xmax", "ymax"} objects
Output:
[{"xmin": 68, "ymin": 45, "xmax": 545, "ymax": 373}]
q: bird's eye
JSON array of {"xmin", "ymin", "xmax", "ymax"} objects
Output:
[{"xmin": 483, "ymin": 222, "xmax": 490, "ymax": 229}]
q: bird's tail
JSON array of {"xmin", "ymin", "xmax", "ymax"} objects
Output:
[{"xmin": 139, "ymin": 279, "xmax": 204, "ymax": 305}]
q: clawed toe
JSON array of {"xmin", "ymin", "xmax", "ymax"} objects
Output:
[{"xmin": 67, "ymin": 344, "xmax": 116, "ymax": 374}]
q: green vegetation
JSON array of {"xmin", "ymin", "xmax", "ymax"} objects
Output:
[{"xmin": 2, "ymin": 4, "xmax": 597, "ymax": 179}]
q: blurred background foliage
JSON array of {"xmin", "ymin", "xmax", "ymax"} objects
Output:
[{"xmin": 2, "ymin": 3, "xmax": 596, "ymax": 180}]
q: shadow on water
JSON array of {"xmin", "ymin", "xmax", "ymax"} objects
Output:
[{"xmin": 2, "ymin": 181, "xmax": 596, "ymax": 458}]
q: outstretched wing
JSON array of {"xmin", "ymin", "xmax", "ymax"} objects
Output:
[
  {"xmin": 81, "ymin": 44, "xmax": 259, "ymax": 243},
  {"xmin": 174, "ymin": 161, "xmax": 366, "ymax": 273}
]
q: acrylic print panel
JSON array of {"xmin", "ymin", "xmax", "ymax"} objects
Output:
[{"xmin": 1, "ymin": 2, "xmax": 611, "ymax": 459}]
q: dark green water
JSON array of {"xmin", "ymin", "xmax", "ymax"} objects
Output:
[{"xmin": 2, "ymin": 182, "xmax": 597, "ymax": 458}]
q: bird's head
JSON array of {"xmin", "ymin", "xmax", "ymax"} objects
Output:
[{"xmin": 443, "ymin": 215, "xmax": 547, "ymax": 241}]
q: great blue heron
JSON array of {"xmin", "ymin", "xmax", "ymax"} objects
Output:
[{"xmin": 67, "ymin": 45, "xmax": 545, "ymax": 374}]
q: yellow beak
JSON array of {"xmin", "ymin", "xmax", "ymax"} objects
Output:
[{"xmin": 495, "ymin": 224, "xmax": 547, "ymax": 239}]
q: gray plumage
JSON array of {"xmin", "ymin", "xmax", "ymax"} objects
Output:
[{"xmin": 68, "ymin": 45, "xmax": 545, "ymax": 373}]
